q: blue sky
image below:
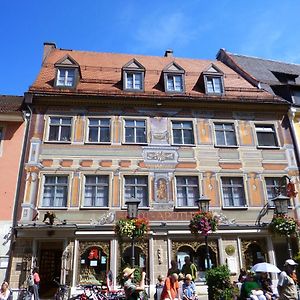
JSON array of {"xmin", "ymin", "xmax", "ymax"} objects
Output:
[{"xmin": 1, "ymin": 0, "xmax": 300, "ymax": 95}]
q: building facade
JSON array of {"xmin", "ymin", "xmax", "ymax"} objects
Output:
[
  {"xmin": 0, "ymin": 95, "xmax": 25, "ymax": 281},
  {"xmin": 9, "ymin": 43, "xmax": 299, "ymax": 297}
]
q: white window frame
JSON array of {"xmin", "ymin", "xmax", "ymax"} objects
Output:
[
  {"xmin": 174, "ymin": 175, "xmax": 200, "ymax": 208},
  {"xmin": 0, "ymin": 127, "xmax": 4, "ymax": 156},
  {"xmin": 213, "ymin": 121, "xmax": 238, "ymax": 147},
  {"xmin": 82, "ymin": 174, "xmax": 110, "ymax": 208},
  {"xmin": 86, "ymin": 118, "xmax": 111, "ymax": 144},
  {"xmin": 44, "ymin": 116, "xmax": 73, "ymax": 143},
  {"xmin": 219, "ymin": 175, "xmax": 248, "ymax": 209},
  {"xmin": 122, "ymin": 117, "xmax": 148, "ymax": 144},
  {"xmin": 166, "ymin": 74, "xmax": 184, "ymax": 92},
  {"xmin": 125, "ymin": 72, "xmax": 143, "ymax": 90},
  {"xmin": 262, "ymin": 175, "xmax": 291, "ymax": 208},
  {"xmin": 254, "ymin": 122, "xmax": 279, "ymax": 148},
  {"xmin": 171, "ymin": 119, "xmax": 195, "ymax": 146},
  {"xmin": 204, "ymin": 75, "xmax": 224, "ymax": 94},
  {"xmin": 39, "ymin": 174, "xmax": 70, "ymax": 208},
  {"xmin": 122, "ymin": 174, "xmax": 149, "ymax": 208},
  {"xmin": 56, "ymin": 68, "xmax": 76, "ymax": 87}
]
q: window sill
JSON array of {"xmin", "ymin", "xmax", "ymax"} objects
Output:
[
  {"xmin": 38, "ymin": 207, "xmax": 68, "ymax": 210},
  {"xmin": 222, "ymin": 206, "xmax": 248, "ymax": 210},
  {"xmin": 80, "ymin": 207, "xmax": 109, "ymax": 210},
  {"xmin": 122, "ymin": 142, "xmax": 148, "ymax": 146},
  {"xmin": 171, "ymin": 144, "xmax": 195, "ymax": 147},
  {"xmin": 44, "ymin": 141, "xmax": 71, "ymax": 144},
  {"xmin": 121, "ymin": 206, "xmax": 150, "ymax": 210},
  {"xmin": 175, "ymin": 206, "xmax": 198, "ymax": 210},
  {"xmin": 214, "ymin": 145, "xmax": 239, "ymax": 149},
  {"xmin": 124, "ymin": 88, "xmax": 144, "ymax": 92},
  {"xmin": 84, "ymin": 142, "xmax": 111, "ymax": 145},
  {"xmin": 257, "ymin": 146, "xmax": 280, "ymax": 150}
]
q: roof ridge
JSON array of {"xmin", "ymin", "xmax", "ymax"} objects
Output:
[
  {"xmin": 227, "ymin": 51, "xmax": 300, "ymax": 68},
  {"xmin": 54, "ymin": 48, "xmax": 216, "ymax": 63}
]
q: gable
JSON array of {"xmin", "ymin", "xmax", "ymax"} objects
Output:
[
  {"xmin": 163, "ymin": 62, "xmax": 185, "ymax": 73},
  {"xmin": 55, "ymin": 55, "xmax": 79, "ymax": 67},
  {"xmin": 123, "ymin": 59, "xmax": 145, "ymax": 71},
  {"xmin": 204, "ymin": 64, "xmax": 223, "ymax": 74}
]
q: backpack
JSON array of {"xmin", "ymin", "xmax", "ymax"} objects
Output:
[{"xmin": 27, "ymin": 275, "xmax": 34, "ymax": 287}]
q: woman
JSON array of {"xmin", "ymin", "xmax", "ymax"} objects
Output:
[
  {"xmin": 0, "ymin": 282, "xmax": 11, "ymax": 300},
  {"xmin": 240, "ymin": 272, "xmax": 266, "ymax": 300},
  {"xmin": 182, "ymin": 274, "xmax": 196, "ymax": 300},
  {"xmin": 258, "ymin": 272, "xmax": 275, "ymax": 300}
]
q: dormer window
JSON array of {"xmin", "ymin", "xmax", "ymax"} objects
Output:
[
  {"xmin": 203, "ymin": 64, "xmax": 224, "ymax": 95},
  {"xmin": 163, "ymin": 62, "xmax": 185, "ymax": 93},
  {"xmin": 123, "ymin": 59, "xmax": 145, "ymax": 91},
  {"xmin": 57, "ymin": 68, "xmax": 75, "ymax": 87},
  {"xmin": 54, "ymin": 55, "xmax": 80, "ymax": 89},
  {"xmin": 167, "ymin": 74, "xmax": 183, "ymax": 92},
  {"xmin": 125, "ymin": 72, "xmax": 143, "ymax": 90}
]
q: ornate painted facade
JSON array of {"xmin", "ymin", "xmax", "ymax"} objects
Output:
[{"xmin": 9, "ymin": 43, "xmax": 299, "ymax": 297}]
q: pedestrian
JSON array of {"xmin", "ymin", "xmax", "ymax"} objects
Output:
[
  {"xmin": 167, "ymin": 260, "xmax": 180, "ymax": 277},
  {"xmin": 161, "ymin": 273, "xmax": 181, "ymax": 300},
  {"xmin": 123, "ymin": 267, "xmax": 146, "ymax": 300},
  {"xmin": 0, "ymin": 282, "xmax": 12, "ymax": 300},
  {"xmin": 240, "ymin": 271, "xmax": 266, "ymax": 300},
  {"xmin": 277, "ymin": 259, "xmax": 298, "ymax": 300},
  {"xmin": 181, "ymin": 257, "xmax": 197, "ymax": 282},
  {"xmin": 154, "ymin": 275, "xmax": 164, "ymax": 300},
  {"xmin": 29, "ymin": 268, "xmax": 40, "ymax": 300},
  {"xmin": 257, "ymin": 272, "xmax": 276, "ymax": 300},
  {"xmin": 182, "ymin": 274, "xmax": 197, "ymax": 300}
]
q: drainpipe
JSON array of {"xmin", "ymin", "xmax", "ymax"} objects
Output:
[{"xmin": 5, "ymin": 102, "xmax": 32, "ymax": 282}]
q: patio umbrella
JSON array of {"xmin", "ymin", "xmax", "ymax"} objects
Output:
[{"xmin": 251, "ymin": 262, "xmax": 281, "ymax": 273}]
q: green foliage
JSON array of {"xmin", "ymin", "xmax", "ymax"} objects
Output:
[
  {"xmin": 269, "ymin": 214, "xmax": 297, "ymax": 236},
  {"xmin": 114, "ymin": 217, "xmax": 149, "ymax": 239},
  {"xmin": 205, "ymin": 265, "xmax": 235, "ymax": 300}
]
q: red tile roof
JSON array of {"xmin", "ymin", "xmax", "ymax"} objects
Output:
[
  {"xmin": 0, "ymin": 95, "xmax": 23, "ymax": 112},
  {"xmin": 29, "ymin": 48, "xmax": 285, "ymax": 104}
]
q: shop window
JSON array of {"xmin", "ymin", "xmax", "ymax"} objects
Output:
[{"xmin": 79, "ymin": 247, "xmax": 108, "ymax": 285}]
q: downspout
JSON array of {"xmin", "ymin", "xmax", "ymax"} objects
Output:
[{"xmin": 5, "ymin": 103, "xmax": 32, "ymax": 282}]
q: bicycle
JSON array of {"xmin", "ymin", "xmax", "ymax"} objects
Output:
[{"xmin": 54, "ymin": 279, "xmax": 70, "ymax": 300}]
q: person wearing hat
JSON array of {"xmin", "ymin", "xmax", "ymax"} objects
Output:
[
  {"xmin": 277, "ymin": 259, "xmax": 298, "ymax": 300},
  {"xmin": 123, "ymin": 267, "xmax": 146, "ymax": 300}
]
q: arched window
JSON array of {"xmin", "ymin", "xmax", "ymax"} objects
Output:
[
  {"xmin": 79, "ymin": 246, "xmax": 108, "ymax": 285},
  {"xmin": 122, "ymin": 246, "xmax": 147, "ymax": 271},
  {"xmin": 244, "ymin": 242, "xmax": 266, "ymax": 269}
]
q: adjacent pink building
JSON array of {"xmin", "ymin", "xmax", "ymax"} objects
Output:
[{"xmin": 0, "ymin": 95, "xmax": 25, "ymax": 281}]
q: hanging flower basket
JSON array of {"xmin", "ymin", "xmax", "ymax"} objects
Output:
[
  {"xmin": 114, "ymin": 217, "xmax": 149, "ymax": 239},
  {"xmin": 189, "ymin": 211, "xmax": 219, "ymax": 236},
  {"xmin": 269, "ymin": 214, "xmax": 298, "ymax": 236}
]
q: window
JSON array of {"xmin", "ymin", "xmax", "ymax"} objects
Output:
[
  {"xmin": 221, "ymin": 177, "xmax": 246, "ymax": 207},
  {"xmin": 292, "ymin": 90, "xmax": 300, "ymax": 105},
  {"xmin": 255, "ymin": 124, "xmax": 278, "ymax": 147},
  {"xmin": 84, "ymin": 175, "xmax": 109, "ymax": 207},
  {"xmin": 87, "ymin": 118, "xmax": 110, "ymax": 143},
  {"xmin": 214, "ymin": 123, "xmax": 237, "ymax": 146},
  {"xmin": 124, "ymin": 119, "xmax": 147, "ymax": 144},
  {"xmin": 125, "ymin": 72, "xmax": 143, "ymax": 90},
  {"xmin": 0, "ymin": 128, "xmax": 3, "ymax": 142},
  {"xmin": 172, "ymin": 121, "xmax": 194, "ymax": 145},
  {"xmin": 48, "ymin": 117, "xmax": 72, "ymax": 142},
  {"xmin": 167, "ymin": 74, "xmax": 183, "ymax": 92},
  {"xmin": 124, "ymin": 176, "xmax": 148, "ymax": 207},
  {"xmin": 56, "ymin": 68, "xmax": 75, "ymax": 87},
  {"xmin": 205, "ymin": 76, "xmax": 223, "ymax": 94},
  {"xmin": 42, "ymin": 175, "xmax": 68, "ymax": 207},
  {"xmin": 176, "ymin": 176, "xmax": 199, "ymax": 207},
  {"xmin": 265, "ymin": 177, "xmax": 281, "ymax": 206}
]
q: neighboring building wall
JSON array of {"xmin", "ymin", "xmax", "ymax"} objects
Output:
[{"xmin": 0, "ymin": 119, "xmax": 25, "ymax": 281}]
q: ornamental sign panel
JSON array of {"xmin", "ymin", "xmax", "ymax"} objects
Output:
[{"xmin": 143, "ymin": 147, "xmax": 179, "ymax": 168}]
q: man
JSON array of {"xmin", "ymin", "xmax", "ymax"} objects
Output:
[
  {"xmin": 123, "ymin": 267, "xmax": 146, "ymax": 300},
  {"xmin": 277, "ymin": 259, "xmax": 298, "ymax": 300},
  {"xmin": 161, "ymin": 273, "xmax": 181, "ymax": 300},
  {"xmin": 181, "ymin": 257, "xmax": 197, "ymax": 281}
]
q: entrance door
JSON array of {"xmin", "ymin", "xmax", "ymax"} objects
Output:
[{"xmin": 38, "ymin": 242, "xmax": 63, "ymax": 298}]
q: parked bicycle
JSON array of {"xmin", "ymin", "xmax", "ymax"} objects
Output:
[{"xmin": 54, "ymin": 278, "xmax": 70, "ymax": 300}]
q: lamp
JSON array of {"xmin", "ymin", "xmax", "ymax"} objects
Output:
[
  {"xmin": 272, "ymin": 193, "xmax": 290, "ymax": 215},
  {"xmin": 125, "ymin": 197, "xmax": 141, "ymax": 267},
  {"xmin": 196, "ymin": 195, "xmax": 211, "ymax": 213},
  {"xmin": 195, "ymin": 195, "xmax": 211, "ymax": 270},
  {"xmin": 125, "ymin": 197, "xmax": 141, "ymax": 219}
]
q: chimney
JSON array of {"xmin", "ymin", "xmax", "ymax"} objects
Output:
[
  {"xmin": 43, "ymin": 42, "xmax": 56, "ymax": 63},
  {"xmin": 164, "ymin": 49, "xmax": 173, "ymax": 57}
]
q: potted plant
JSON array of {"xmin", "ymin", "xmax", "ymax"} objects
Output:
[
  {"xmin": 189, "ymin": 211, "xmax": 219, "ymax": 236},
  {"xmin": 269, "ymin": 214, "xmax": 298, "ymax": 236},
  {"xmin": 114, "ymin": 217, "xmax": 149, "ymax": 239}
]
